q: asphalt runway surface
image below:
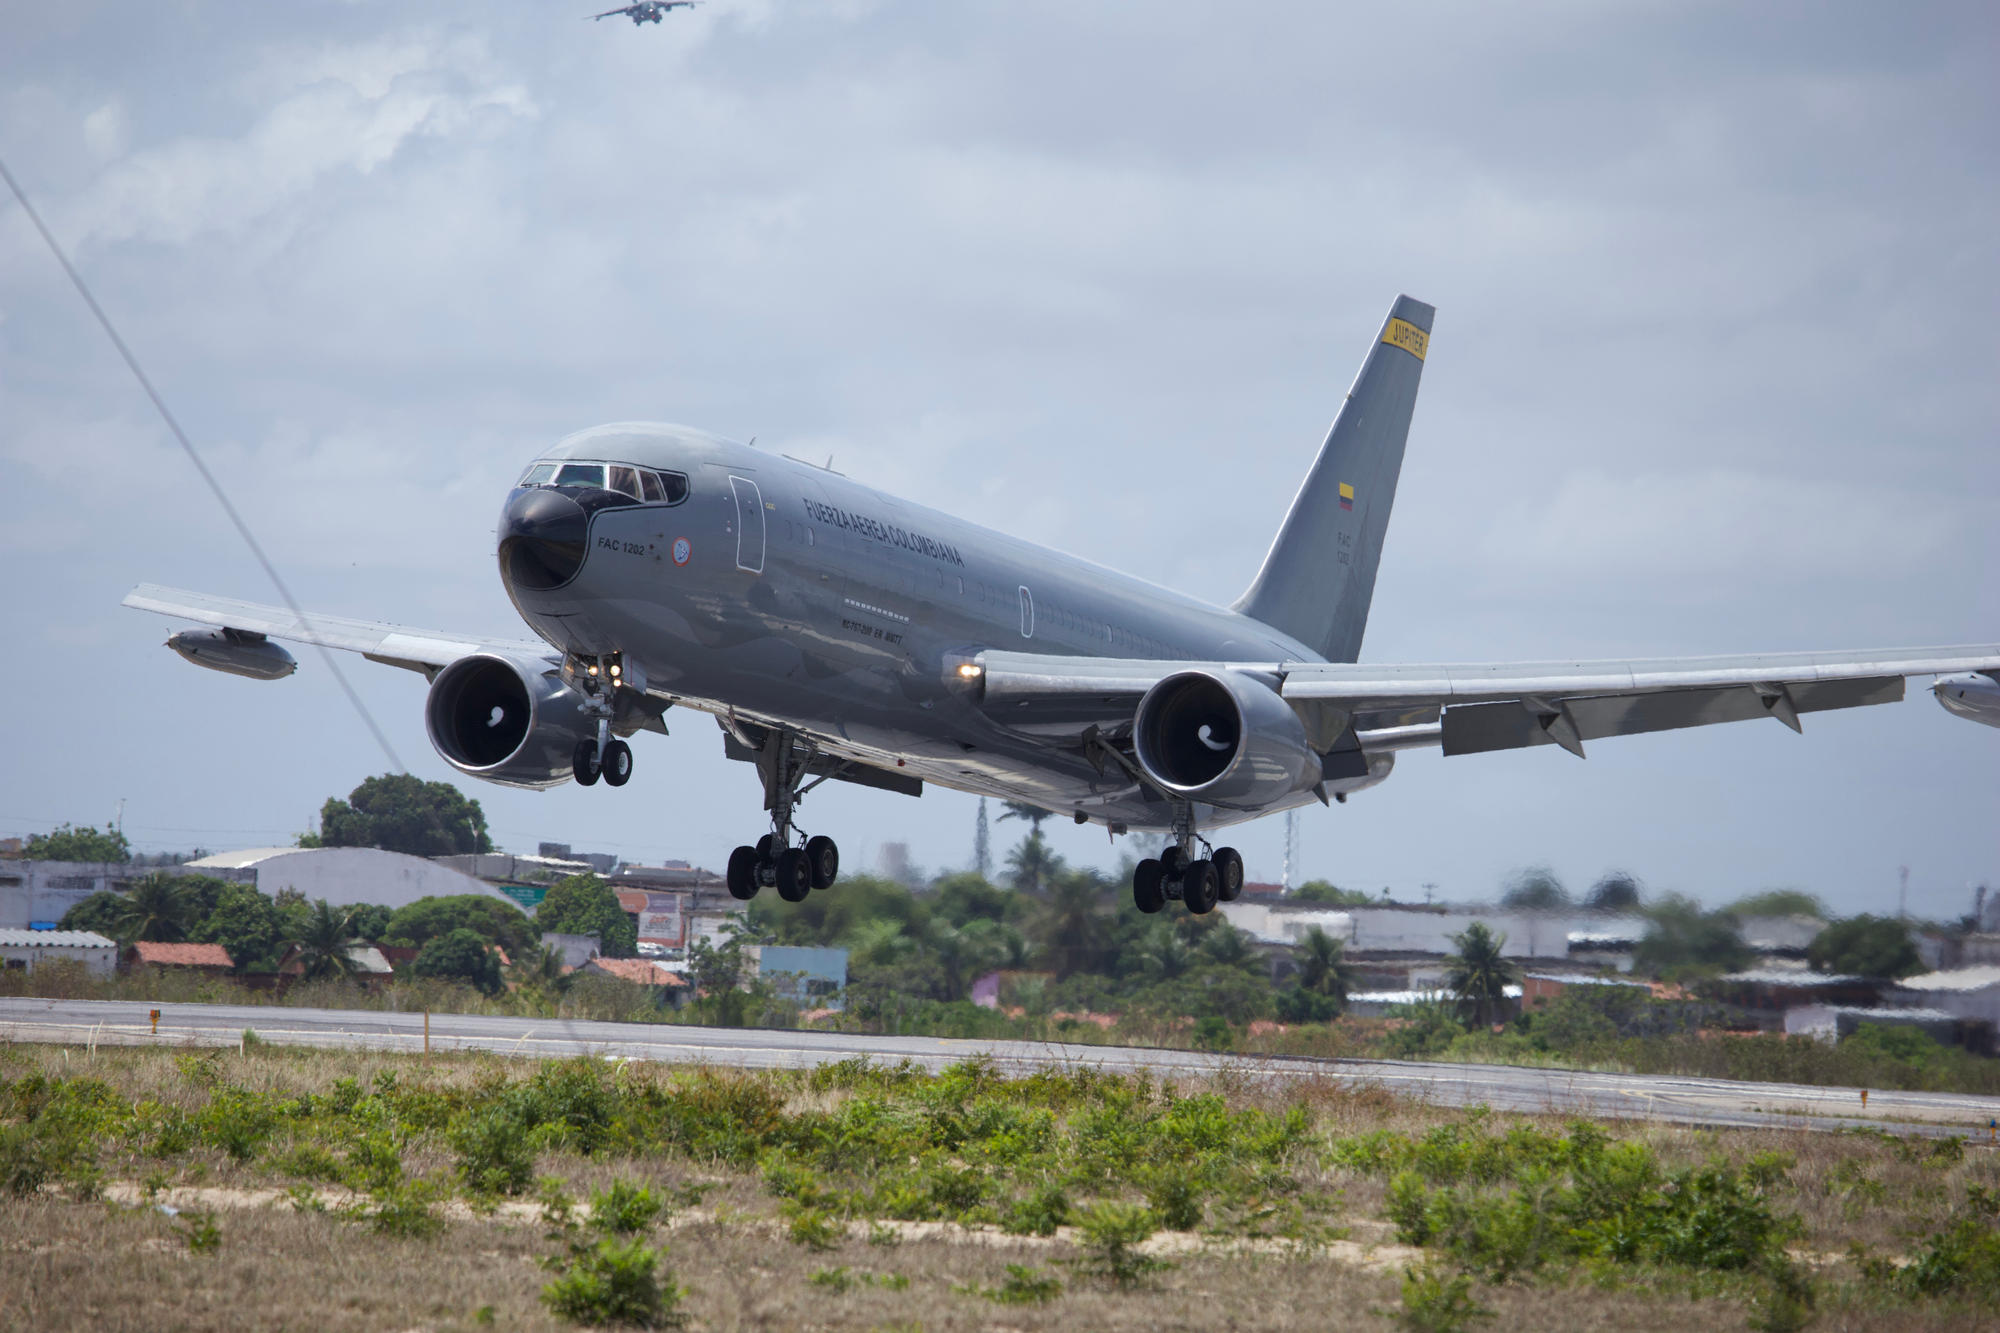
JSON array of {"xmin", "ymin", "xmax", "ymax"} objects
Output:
[{"xmin": 4, "ymin": 997, "xmax": 1997, "ymax": 1139}]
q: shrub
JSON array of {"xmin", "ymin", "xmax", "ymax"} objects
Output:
[
  {"xmin": 788, "ymin": 1207, "xmax": 843, "ymax": 1251},
  {"xmin": 178, "ymin": 1211, "xmax": 222, "ymax": 1255},
  {"xmin": 365, "ymin": 1179, "xmax": 446, "ymax": 1239},
  {"xmin": 1001, "ymin": 1181, "xmax": 1071, "ymax": 1236},
  {"xmin": 1068, "ymin": 1201, "xmax": 1169, "ymax": 1288},
  {"xmin": 977, "ymin": 1264, "xmax": 1063, "ymax": 1305},
  {"xmin": 541, "ymin": 1237, "xmax": 687, "ymax": 1329},
  {"xmin": 1747, "ymin": 1255, "xmax": 1816, "ymax": 1333},
  {"xmin": 1395, "ymin": 1264, "xmax": 1490, "ymax": 1333},
  {"xmin": 591, "ymin": 1181, "xmax": 665, "ymax": 1235},
  {"xmin": 1146, "ymin": 1172, "xmax": 1204, "ymax": 1231},
  {"xmin": 453, "ymin": 1109, "xmax": 536, "ymax": 1196}
]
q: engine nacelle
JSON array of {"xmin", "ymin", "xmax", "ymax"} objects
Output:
[
  {"xmin": 168, "ymin": 628, "xmax": 297, "ymax": 681},
  {"xmin": 1132, "ymin": 669, "xmax": 1321, "ymax": 809},
  {"xmin": 424, "ymin": 653, "xmax": 591, "ymax": 789}
]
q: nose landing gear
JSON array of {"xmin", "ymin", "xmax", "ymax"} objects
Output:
[
  {"xmin": 724, "ymin": 726, "xmax": 843, "ymax": 902},
  {"xmin": 1130, "ymin": 804, "xmax": 1243, "ymax": 916},
  {"xmin": 567, "ymin": 651, "xmax": 639, "ymax": 788}
]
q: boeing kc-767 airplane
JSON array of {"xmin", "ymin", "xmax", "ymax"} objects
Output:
[{"xmin": 128, "ymin": 297, "xmax": 2000, "ymax": 913}]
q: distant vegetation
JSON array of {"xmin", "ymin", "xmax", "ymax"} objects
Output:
[{"xmin": 298, "ymin": 773, "xmax": 493, "ymax": 857}]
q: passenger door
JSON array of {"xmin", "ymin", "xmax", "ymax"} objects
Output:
[{"xmin": 730, "ymin": 476, "xmax": 765, "ymax": 574}]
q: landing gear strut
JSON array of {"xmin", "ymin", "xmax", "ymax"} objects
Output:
[
  {"xmin": 725, "ymin": 726, "xmax": 842, "ymax": 902},
  {"xmin": 1130, "ymin": 803, "xmax": 1242, "ymax": 916},
  {"xmin": 568, "ymin": 651, "xmax": 635, "ymax": 788}
]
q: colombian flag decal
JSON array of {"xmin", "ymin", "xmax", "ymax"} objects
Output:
[{"xmin": 1338, "ymin": 482, "xmax": 1355, "ymax": 511}]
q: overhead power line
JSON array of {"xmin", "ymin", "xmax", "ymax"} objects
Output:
[{"xmin": 0, "ymin": 154, "xmax": 405, "ymax": 772}]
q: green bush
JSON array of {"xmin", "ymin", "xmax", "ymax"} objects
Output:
[
  {"xmin": 364, "ymin": 1179, "xmax": 446, "ymax": 1239},
  {"xmin": 977, "ymin": 1263, "xmax": 1063, "ymax": 1305},
  {"xmin": 787, "ymin": 1207, "xmax": 843, "ymax": 1250},
  {"xmin": 1001, "ymin": 1181, "xmax": 1071, "ymax": 1236},
  {"xmin": 177, "ymin": 1211, "xmax": 222, "ymax": 1255},
  {"xmin": 1068, "ymin": 1201, "xmax": 1168, "ymax": 1287},
  {"xmin": 591, "ymin": 1180, "xmax": 665, "ymax": 1235},
  {"xmin": 541, "ymin": 1237, "xmax": 687, "ymax": 1328},
  {"xmin": 1395, "ymin": 1263, "xmax": 1490, "ymax": 1333},
  {"xmin": 452, "ymin": 1108, "xmax": 536, "ymax": 1196}
]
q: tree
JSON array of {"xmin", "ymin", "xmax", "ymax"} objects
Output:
[
  {"xmin": 196, "ymin": 881, "xmax": 285, "ymax": 971},
  {"xmin": 412, "ymin": 928, "xmax": 504, "ymax": 995},
  {"xmin": 1726, "ymin": 889, "xmax": 1829, "ymax": 920},
  {"xmin": 1034, "ymin": 869, "xmax": 1111, "ymax": 979},
  {"xmin": 57, "ymin": 891, "xmax": 128, "ymax": 938},
  {"xmin": 1584, "ymin": 872, "xmax": 1643, "ymax": 913},
  {"xmin": 1005, "ymin": 829, "xmax": 1064, "ymax": 894},
  {"xmin": 25, "ymin": 823, "xmax": 131, "ymax": 863},
  {"xmin": 342, "ymin": 903, "xmax": 394, "ymax": 942},
  {"xmin": 288, "ymin": 900, "xmax": 358, "ymax": 982},
  {"xmin": 1501, "ymin": 866, "xmax": 1570, "ymax": 911},
  {"xmin": 316, "ymin": 774, "xmax": 493, "ymax": 857},
  {"xmin": 1294, "ymin": 926, "xmax": 1355, "ymax": 1006},
  {"xmin": 116, "ymin": 873, "xmax": 197, "ymax": 943},
  {"xmin": 537, "ymin": 874, "xmax": 638, "ymax": 959},
  {"xmin": 382, "ymin": 895, "xmax": 537, "ymax": 954},
  {"xmin": 1290, "ymin": 880, "xmax": 1374, "ymax": 907},
  {"xmin": 1444, "ymin": 921, "xmax": 1517, "ymax": 1028},
  {"xmin": 1632, "ymin": 894, "xmax": 1752, "ymax": 979},
  {"xmin": 1808, "ymin": 915, "xmax": 1923, "ymax": 979},
  {"xmin": 997, "ymin": 800, "xmax": 1054, "ymax": 832}
]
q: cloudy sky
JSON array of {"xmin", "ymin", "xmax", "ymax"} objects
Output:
[{"xmin": 3, "ymin": 1, "xmax": 1994, "ymax": 917}]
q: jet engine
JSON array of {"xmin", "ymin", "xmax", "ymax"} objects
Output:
[
  {"xmin": 1132, "ymin": 669, "xmax": 1322, "ymax": 809},
  {"xmin": 424, "ymin": 653, "xmax": 592, "ymax": 789}
]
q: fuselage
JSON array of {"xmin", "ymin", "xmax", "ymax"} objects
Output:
[{"xmin": 495, "ymin": 422, "xmax": 1364, "ymax": 830}]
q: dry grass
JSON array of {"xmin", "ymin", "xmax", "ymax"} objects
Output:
[{"xmin": 3, "ymin": 1041, "xmax": 1997, "ymax": 1332}]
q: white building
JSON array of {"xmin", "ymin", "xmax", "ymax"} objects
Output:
[
  {"xmin": 1891, "ymin": 966, "xmax": 2000, "ymax": 1029},
  {"xmin": 1219, "ymin": 901, "xmax": 1640, "ymax": 961},
  {"xmin": 186, "ymin": 847, "xmax": 527, "ymax": 913},
  {"xmin": 0, "ymin": 860, "xmax": 253, "ymax": 930},
  {"xmin": 0, "ymin": 928, "xmax": 117, "ymax": 977}
]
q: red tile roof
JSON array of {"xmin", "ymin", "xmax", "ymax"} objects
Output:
[
  {"xmin": 585, "ymin": 957, "xmax": 687, "ymax": 987},
  {"xmin": 129, "ymin": 941, "xmax": 234, "ymax": 968}
]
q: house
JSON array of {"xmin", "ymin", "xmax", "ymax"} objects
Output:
[
  {"xmin": 744, "ymin": 945, "xmax": 848, "ymax": 1010},
  {"xmin": 126, "ymin": 941, "xmax": 234, "ymax": 973},
  {"xmin": 275, "ymin": 943, "xmax": 397, "ymax": 987},
  {"xmin": 1519, "ymin": 971, "xmax": 1652, "ymax": 1013},
  {"xmin": 1707, "ymin": 969, "xmax": 1884, "ymax": 1021},
  {"xmin": 581, "ymin": 956, "xmax": 689, "ymax": 1005},
  {"xmin": 1891, "ymin": 966, "xmax": 2000, "ymax": 1030},
  {"xmin": 0, "ymin": 928, "xmax": 117, "ymax": 977}
]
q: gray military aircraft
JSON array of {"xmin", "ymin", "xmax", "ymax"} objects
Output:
[
  {"xmin": 126, "ymin": 297, "xmax": 2000, "ymax": 912},
  {"xmin": 591, "ymin": 2, "xmax": 696, "ymax": 25}
]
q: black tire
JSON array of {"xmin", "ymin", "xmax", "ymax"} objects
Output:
[
  {"xmin": 1132, "ymin": 859, "xmax": 1166, "ymax": 914},
  {"xmin": 1214, "ymin": 847, "xmax": 1245, "ymax": 902},
  {"xmin": 726, "ymin": 845, "xmax": 760, "ymax": 900},
  {"xmin": 774, "ymin": 848, "xmax": 812, "ymax": 903},
  {"xmin": 1160, "ymin": 845, "xmax": 1189, "ymax": 878},
  {"xmin": 572, "ymin": 739, "xmax": 600, "ymax": 786},
  {"xmin": 804, "ymin": 835, "xmax": 840, "ymax": 890},
  {"xmin": 601, "ymin": 740, "xmax": 633, "ymax": 787},
  {"xmin": 1182, "ymin": 859, "xmax": 1219, "ymax": 914},
  {"xmin": 756, "ymin": 833, "xmax": 777, "ymax": 865}
]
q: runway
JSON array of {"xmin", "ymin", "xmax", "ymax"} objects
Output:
[{"xmin": 4, "ymin": 997, "xmax": 1995, "ymax": 1138}]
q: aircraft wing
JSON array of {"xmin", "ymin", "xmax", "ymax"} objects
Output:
[
  {"xmin": 955, "ymin": 642, "xmax": 2000, "ymax": 759},
  {"xmin": 123, "ymin": 583, "xmax": 555, "ymax": 676}
]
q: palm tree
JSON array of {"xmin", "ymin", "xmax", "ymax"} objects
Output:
[
  {"xmin": 997, "ymin": 800, "xmax": 1054, "ymax": 832},
  {"xmin": 1004, "ymin": 829, "xmax": 1065, "ymax": 894},
  {"xmin": 1034, "ymin": 871, "xmax": 1109, "ymax": 979},
  {"xmin": 289, "ymin": 900, "xmax": 358, "ymax": 981},
  {"xmin": 114, "ymin": 873, "xmax": 193, "ymax": 943},
  {"xmin": 507, "ymin": 941, "xmax": 570, "ymax": 992},
  {"xmin": 1444, "ymin": 921, "xmax": 1518, "ymax": 1028},
  {"xmin": 1138, "ymin": 922, "xmax": 1195, "ymax": 980},
  {"xmin": 1295, "ymin": 926, "xmax": 1355, "ymax": 1005}
]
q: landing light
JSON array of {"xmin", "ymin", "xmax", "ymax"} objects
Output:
[
  {"xmin": 587, "ymin": 664, "xmax": 599, "ymax": 676},
  {"xmin": 957, "ymin": 663, "xmax": 983, "ymax": 679},
  {"xmin": 610, "ymin": 663, "xmax": 622, "ymax": 677}
]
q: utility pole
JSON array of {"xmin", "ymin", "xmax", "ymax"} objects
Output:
[
  {"xmin": 974, "ymin": 798, "xmax": 991, "ymax": 879},
  {"xmin": 1898, "ymin": 865, "xmax": 1909, "ymax": 920}
]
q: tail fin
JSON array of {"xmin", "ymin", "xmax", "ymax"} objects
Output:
[{"xmin": 1234, "ymin": 294, "xmax": 1431, "ymax": 662}]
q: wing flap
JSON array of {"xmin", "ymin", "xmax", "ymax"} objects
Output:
[{"xmin": 124, "ymin": 583, "xmax": 552, "ymax": 674}]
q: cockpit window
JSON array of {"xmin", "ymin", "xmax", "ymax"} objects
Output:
[
  {"xmin": 608, "ymin": 465, "xmax": 642, "ymax": 500},
  {"xmin": 555, "ymin": 462, "xmax": 605, "ymax": 489},
  {"xmin": 655, "ymin": 470, "xmax": 690, "ymax": 504},
  {"xmin": 639, "ymin": 469, "xmax": 665, "ymax": 503},
  {"xmin": 522, "ymin": 458, "xmax": 690, "ymax": 505},
  {"xmin": 520, "ymin": 463, "xmax": 557, "ymax": 486}
]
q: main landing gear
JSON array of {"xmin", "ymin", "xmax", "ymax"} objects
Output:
[
  {"xmin": 1131, "ymin": 804, "xmax": 1244, "ymax": 916},
  {"xmin": 569, "ymin": 651, "xmax": 634, "ymax": 788},
  {"xmin": 725, "ymin": 726, "xmax": 842, "ymax": 903}
]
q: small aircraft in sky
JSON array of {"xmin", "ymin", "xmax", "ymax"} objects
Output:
[
  {"xmin": 590, "ymin": 2, "xmax": 697, "ymax": 25},
  {"xmin": 129, "ymin": 297, "xmax": 2000, "ymax": 913}
]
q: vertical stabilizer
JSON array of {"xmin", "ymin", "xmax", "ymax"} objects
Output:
[{"xmin": 1234, "ymin": 295, "xmax": 1431, "ymax": 662}]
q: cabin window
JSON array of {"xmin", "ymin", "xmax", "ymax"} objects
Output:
[
  {"xmin": 520, "ymin": 463, "xmax": 557, "ymax": 486},
  {"xmin": 555, "ymin": 462, "xmax": 605, "ymax": 489}
]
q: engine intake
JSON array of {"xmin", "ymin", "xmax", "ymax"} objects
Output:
[
  {"xmin": 424, "ymin": 654, "xmax": 590, "ymax": 789},
  {"xmin": 1133, "ymin": 670, "xmax": 1321, "ymax": 809}
]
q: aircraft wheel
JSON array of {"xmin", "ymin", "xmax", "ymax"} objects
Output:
[
  {"xmin": 756, "ymin": 833, "xmax": 777, "ymax": 865},
  {"xmin": 1182, "ymin": 860, "xmax": 1219, "ymax": 915},
  {"xmin": 1159, "ymin": 845, "xmax": 1190, "ymax": 878},
  {"xmin": 1132, "ymin": 859, "xmax": 1166, "ymax": 914},
  {"xmin": 572, "ymin": 739, "xmax": 601, "ymax": 786},
  {"xmin": 774, "ymin": 848, "xmax": 812, "ymax": 903},
  {"xmin": 726, "ymin": 845, "xmax": 760, "ymax": 900},
  {"xmin": 1213, "ymin": 847, "xmax": 1245, "ymax": 902},
  {"xmin": 601, "ymin": 740, "xmax": 633, "ymax": 787},
  {"xmin": 805, "ymin": 835, "xmax": 840, "ymax": 890}
]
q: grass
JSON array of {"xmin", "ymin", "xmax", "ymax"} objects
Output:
[{"xmin": 1, "ymin": 1040, "xmax": 1997, "ymax": 1330}]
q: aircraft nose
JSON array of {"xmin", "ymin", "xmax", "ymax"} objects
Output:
[{"xmin": 498, "ymin": 486, "xmax": 588, "ymax": 592}]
